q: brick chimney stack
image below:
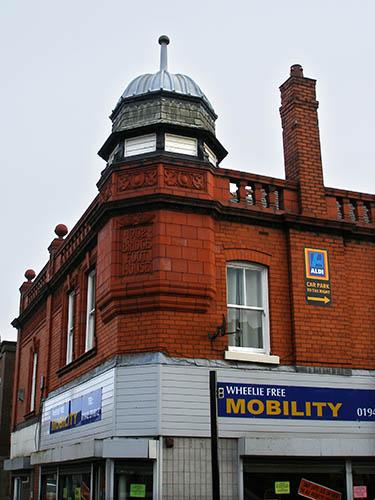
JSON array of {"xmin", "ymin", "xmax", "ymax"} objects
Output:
[{"xmin": 280, "ymin": 65, "xmax": 327, "ymax": 217}]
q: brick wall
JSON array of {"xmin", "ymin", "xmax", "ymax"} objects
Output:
[{"xmin": 12, "ymin": 184, "xmax": 375, "ymax": 430}]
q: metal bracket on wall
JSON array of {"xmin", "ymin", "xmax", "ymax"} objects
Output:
[{"xmin": 208, "ymin": 314, "xmax": 240, "ymax": 341}]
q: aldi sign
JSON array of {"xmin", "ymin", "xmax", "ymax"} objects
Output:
[{"xmin": 304, "ymin": 248, "xmax": 332, "ymax": 306}]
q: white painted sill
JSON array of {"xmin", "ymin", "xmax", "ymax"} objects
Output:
[{"xmin": 225, "ymin": 350, "xmax": 280, "ymax": 365}]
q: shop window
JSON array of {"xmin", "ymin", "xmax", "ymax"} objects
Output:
[
  {"xmin": 352, "ymin": 462, "xmax": 375, "ymax": 500},
  {"xmin": 93, "ymin": 463, "xmax": 106, "ymax": 500},
  {"xmin": 66, "ymin": 291, "xmax": 75, "ymax": 364},
  {"xmin": 41, "ymin": 472, "xmax": 57, "ymax": 499},
  {"xmin": 59, "ymin": 471, "xmax": 91, "ymax": 500},
  {"xmin": 114, "ymin": 460, "xmax": 153, "ymax": 499},
  {"xmin": 85, "ymin": 269, "xmax": 96, "ymax": 352},
  {"xmin": 226, "ymin": 262, "xmax": 269, "ymax": 352},
  {"xmin": 243, "ymin": 458, "xmax": 346, "ymax": 500}
]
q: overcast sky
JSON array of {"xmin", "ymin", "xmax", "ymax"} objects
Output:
[{"xmin": 1, "ymin": 0, "xmax": 374, "ymax": 340}]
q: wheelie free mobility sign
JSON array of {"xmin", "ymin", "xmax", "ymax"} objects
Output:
[{"xmin": 217, "ymin": 382, "xmax": 375, "ymax": 422}]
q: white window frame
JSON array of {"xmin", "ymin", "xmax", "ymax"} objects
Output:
[
  {"xmin": 108, "ymin": 145, "xmax": 119, "ymax": 165},
  {"xmin": 225, "ymin": 262, "xmax": 279, "ymax": 364},
  {"xmin": 124, "ymin": 133, "xmax": 156, "ymax": 157},
  {"xmin": 85, "ymin": 270, "xmax": 96, "ymax": 352},
  {"xmin": 66, "ymin": 291, "xmax": 75, "ymax": 364},
  {"xmin": 164, "ymin": 133, "xmax": 197, "ymax": 156},
  {"xmin": 204, "ymin": 142, "xmax": 217, "ymax": 166},
  {"xmin": 29, "ymin": 351, "xmax": 38, "ymax": 412}
]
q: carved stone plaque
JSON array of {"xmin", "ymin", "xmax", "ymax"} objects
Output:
[{"xmin": 122, "ymin": 225, "xmax": 152, "ymax": 276}]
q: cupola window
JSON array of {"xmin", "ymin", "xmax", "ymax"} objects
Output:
[
  {"xmin": 204, "ymin": 143, "xmax": 217, "ymax": 166},
  {"xmin": 124, "ymin": 134, "xmax": 157, "ymax": 157},
  {"xmin": 165, "ymin": 133, "xmax": 197, "ymax": 156},
  {"xmin": 108, "ymin": 145, "xmax": 119, "ymax": 165}
]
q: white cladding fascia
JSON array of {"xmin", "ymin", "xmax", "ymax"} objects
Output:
[
  {"xmin": 25, "ymin": 358, "xmax": 375, "ymax": 461},
  {"xmin": 10, "ymin": 423, "xmax": 39, "ymax": 459},
  {"xmin": 238, "ymin": 435, "xmax": 375, "ymax": 457}
]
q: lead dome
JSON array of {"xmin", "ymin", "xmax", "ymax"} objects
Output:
[
  {"xmin": 115, "ymin": 35, "xmax": 214, "ymax": 113},
  {"xmin": 98, "ymin": 36, "xmax": 227, "ymax": 166}
]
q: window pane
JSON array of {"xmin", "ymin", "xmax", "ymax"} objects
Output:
[
  {"xmin": 228, "ymin": 308, "xmax": 263, "ymax": 349},
  {"xmin": 30, "ymin": 352, "xmax": 38, "ymax": 412},
  {"xmin": 227, "ymin": 267, "xmax": 244, "ymax": 305},
  {"xmin": 66, "ymin": 293, "xmax": 74, "ymax": 364},
  {"xmin": 115, "ymin": 460, "xmax": 153, "ymax": 500},
  {"xmin": 245, "ymin": 269, "xmax": 263, "ymax": 307},
  {"xmin": 165, "ymin": 133, "xmax": 197, "ymax": 156},
  {"xmin": 87, "ymin": 272, "xmax": 95, "ymax": 311},
  {"xmin": 59, "ymin": 473, "xmax": 91, "ymax": 500},
  {"xmin": 124, "ymin": 134, "xmax": 156, "ymax": 157},
  {"xmin": 85, "ymin": 271, "xmax": 96, "ymax": 352},
  {"xmin": 41, "ymin": 473, "xmax": 57, "ymax": 500}
]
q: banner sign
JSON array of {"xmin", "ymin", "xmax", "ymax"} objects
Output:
[
  {"xmin": 298, "ymin": 478, "xmax": 341, "ymax": 500},
  {"xmin": 217, "ymin": 382, "xmax": 375, "ymax": 421},
  {"xmin": 304, "ymin": 248, "xmax": 332, "ymax": 306},
  {"xmin": 50, "ymin": 388, "xmax": 102, "ymax": 434}
]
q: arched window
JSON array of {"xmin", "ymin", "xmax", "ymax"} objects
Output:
[{"xmin": 226, "ymin": 262, "xmax": 270, "ymax": 354}]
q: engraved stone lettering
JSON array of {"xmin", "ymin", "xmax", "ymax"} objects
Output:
[{"xmin": 122, "ymin": 225, "xmax": 153, "ymax": 276}]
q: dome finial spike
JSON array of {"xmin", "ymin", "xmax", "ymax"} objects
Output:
[{"xmin": 158, "ymin": 35, "xmax": 170, "ymax": 71}]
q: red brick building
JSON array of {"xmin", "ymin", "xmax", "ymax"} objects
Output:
[
  {"xmin": 0, "ymin": 340, "xmax": 16, "ymax": 500},
  {"xmin": 6, "ymin": 37, "xmax": 375, "ymax": 499}
]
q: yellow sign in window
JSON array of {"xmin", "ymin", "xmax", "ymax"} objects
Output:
[{"xmin": 275, "ymin": 481, "xmax": 290, "ymax": 494}]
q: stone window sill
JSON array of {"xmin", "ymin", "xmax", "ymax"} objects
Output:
[
  {"xmin": 23, "ymin": 410, "xmax": 36, "ymax": 420},
  {"xmin": 56, "ymin": 347, "xmax": 97, "ymax": 377},
  {"xmin": 225, "ymin": 350, "xmax": 280, "ymax": 364}
]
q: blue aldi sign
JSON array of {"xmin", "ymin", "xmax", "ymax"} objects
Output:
[
  {"xmin": 306, "ymin": 249, "xmax": 328, "ymax": 279},
  {"xmin": 217, "ymin": 382, "xmax": 375, "ymax": 422},
  {"xmin": 304, "ymin": 248, "xmax": 332, "ymax": 306},
  {"xmin": 50, "ymin": 388, "xmax": 102, "ymax": 434}
]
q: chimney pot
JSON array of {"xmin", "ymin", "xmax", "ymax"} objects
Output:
[{"xmin": 290, "ymin": 64, "xmax": 304, "ymax": 77}]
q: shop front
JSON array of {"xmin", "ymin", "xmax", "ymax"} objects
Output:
[
  {"xmin": 37, "ymin": 458, "xmax": 155, "ymax": 499},
  {"xmin": 40, "ymin": 463, "xmax": 100, "ymax": 500},
  {"xmin": 7, "ymin": 358, "xmax": 375, "ymax": 499}
]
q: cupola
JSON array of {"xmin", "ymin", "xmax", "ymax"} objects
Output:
[{"xmin": 98, "ymin": 36, "xmax": 227, "ymax": 169}]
